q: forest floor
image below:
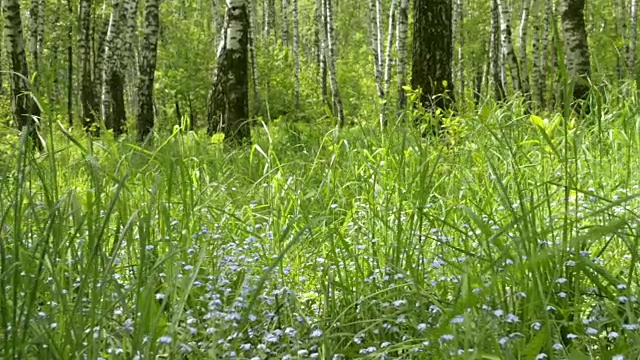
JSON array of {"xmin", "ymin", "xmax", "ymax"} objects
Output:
[{"xmin": 1, "ymin": 94, "xmax": 640, "ymax": 359}]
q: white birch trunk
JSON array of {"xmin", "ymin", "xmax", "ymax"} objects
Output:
[
  {"xmin": 368, "ymin": 0, "xmax": 383, "ymax": 98},
  {"xmin": 282, "ymin": 0, "xmax": 288, "ymax": 46},
  {"xmin": 396, "ymin": 0, "xmax": 408, "ymax": 109},
  {"xmin": 629, "ymin": 0, "xmax": 638, "ymax": 73},
  {"xmin": 137, "ymin": 0, "xmax": 160, "ymax": 141},
  {"xmin": 519, "ymin": 0, "xmax": 532, "ymax": 97},
  {"xmin": 322, "ymin": 0, "xmax": 345, "ymax": 125},
  {"xmin": 4, "ymin": 0, "xmax": 43, "ymax": 147},
  {"xmin": 379, "ymin": 0, "xmax": 397, "ymax": 125},
  {"xmin": 496, "ymin": 0, "xmax": 523, "ymax": 93},
  {"xmin": 293, "ymin": 0, "xmax": 300, "ymax": 108},
  {"xmin": 249, "ymin": 0, "xmax": 260, "ymax": 112},
  {"xmin": 490, "ymin": 0, "xmax": 506, "ymax": 100}
]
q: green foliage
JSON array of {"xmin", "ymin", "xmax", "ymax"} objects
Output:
[{"xmin": 2, "ymin": 90, "xmax": 640, "ymax": 358}]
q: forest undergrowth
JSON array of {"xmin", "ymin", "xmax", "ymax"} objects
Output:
[{"xmin": 1, "ymin": 87, "xmax": 640, "ymax": 359}]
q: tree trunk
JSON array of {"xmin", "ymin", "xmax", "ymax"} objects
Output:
[
  {"xmin": 207, "ymin": 0, "xmax": 251, "ymax": 143},
  {"xmin": 67, "ymin": 0, "xmax": 73, "ymax": 126},
  {"xmin": 29, "ymin": 0, "xmax": 45, "ymax": 90},
  {"xmin": 519, "ymin": 0, "xmax": 532, "ymax": 98},
  {"xmin": 618, "ymin": 0, "xmax": 628, "ymax": 78},
  {"xmin": 396, "ymin": 0, "xmax": 408, "ymax": 110},
  {"xmin": 0, "ymin": 0, "xmax": 5, "ymax": 96},
  {"xmin": 540, "ymin": 0, "xmax": 551, "ymax": 107},
  {"xmin": 380, "ymin": 0, "xmax": 397, "ymax": 124},
  {"xmin": 322, "ymin": 0, "xmax": 345, "ymax": 125},
  {"xmin": 124, "ymin": 0, "xmax": 140, "ymax": 110},
  {"xmin": 3, "ymin": 0, "xmax": 43, "ymax": 149},
  {"xmin": 490, "ymin": 0, "xmax": 506, "ymax": 100},
  {"xmin": 368, "ymin": 0, "xmax": 383, "ymax": 99},
  {"xmin": 137, "ymin": 0, "xmax": 160, "ymax": 141},
  {"xmin": 249, "ymin": 1, "xmax": 260, "ymax": 113},
  {"xmin": 496, "ymin": 0, "xmax": 523, "ymax": 94},
  {"xmin": 281, "ymin": 0, "xmax": 288, "ymax": 46},
  {"xmin": 104, "ymin": 0, "xmax": 127, "ymax": 136},
  {"xmin": 560, "ymin": 0, "xmax": 591, "ymax": 101},
  {"xmin": 629, "ymin": 0, "xmax": 638, "ymax": 74},
  {"xmin": 79, "ymin": 0, "xmax": 99, "ymax": 134},
  {"xmin": 456, "ymin": 0, "xmax": 465, "ymax": 103},
  {"xmin": 293, "ymin": 0, "xmax": 300, "ymax": 109},
  {"xmin": 266, "ymin": 0, "xmax": 276, "ymax": 39},
  {"xmin": 411, "ymin": 0, "xmax": 454, "ymax": 114},
  {"xmin": 315, "ymin": 0, "xmax": 328, "ymax": 105}
]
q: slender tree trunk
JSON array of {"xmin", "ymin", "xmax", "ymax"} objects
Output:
[
  {"xmin": 560, "ymin": 0, "xmax": 591, "ymax": 101},
  {"xmin": 456, "ymin": 0, "xmax": 465, "ymax": 103},
  {"xmin": 519, "ymin": 0, "xmax": 532, "ymax": 98},
  {"xmin": 67, "ymin": 0, "xmax": 73, "ymax": 126},
  {"xmin": 496, "ymin": 0, "xmax": 523, "ymax": 94},
  {"xmin": 207, "ymin": 0, "xmax": 251, "ymax": 142},
  {"xmin": 79, "ymin": 0, "xmax": 99, "ymax": 134},
  {"xmin": 124, "ymin": 0, "xmax": 140, "ymax": 110},
  {"xmin": 212, "ymin": 0, "xmax": 222, "ymax": 44},
  {"xmin": 137, "ymin": 0, "xmax": 160, "ymax": 141},
  {"xmin": 315, "ymin": 0, "xmax": 328, "ymax": 104},
  {"xmin": 540, "ymin": 0, "xmax": 550, "ymax": 107},
  {"xmin": 380, "ymin": 0, "xmax": 397, "ymax": 124},
  {"xmin": 490, "ymin": 0, "xmax": 506, "ymax": 100},
  {"xmin": 3, "ymin": 0, "xmax": 43, "ymax": 149},
  {"xmin": 293, "ymin": 0, "xmax": 300, "ymax": 108},
  {"xmin": 0, "ymin": 0, "xmax": 5, "ymax": 96},
  {"xmin": 29, "ymin": 0, "xmax": 44, "ymax": 89},
  {"xmin": 629, "ymin": 0, "xmax": 638, "ymax": 74},
  {"xmin": 322, "ymin": 0, "xmax": 345, "ymax": 125},
  {"xmin": 383, "ymin": 0, "xmax": 397, "ymax": 95},
  {"xmin": 104, "ymin": 0, "xmax": 127, "ymax": 136},
  {"xmin": 282, "ymin": 0, "xmax": 288, "ymax": 45},
  {"xmin": 249, "ymin": 0, "xmax": 260, "ymax": 113},
  {"xmin": 368, "ymin": 0, "xmax": 383, "ymax": 99},
  {"xmin": 412, "ymin": 0, "xmax": 454, "ymax": 122},
  {"xmin": 266, "ymin": 0, "xmax": 276, "ymax": 39},
  {"xmin": 396, "ymin": 0, "xmax": 408, "ymax": 110},
  {"xmin": 618, "ymin": 0, "xmax": 628, "ymax": 78}
]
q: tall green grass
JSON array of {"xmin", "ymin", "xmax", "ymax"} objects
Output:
[{"xmin": 0, "ymin": 89, "xmax": 639, "ymax": 359}]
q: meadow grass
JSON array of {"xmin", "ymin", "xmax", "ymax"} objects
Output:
[{"xmin": 1, "ymin": 89, "xmax": 640, "ymax": 359}]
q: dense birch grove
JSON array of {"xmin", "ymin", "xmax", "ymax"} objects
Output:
[{"xmin": 0, "ymin": 0, "xmax": 639, "ymax": 145}]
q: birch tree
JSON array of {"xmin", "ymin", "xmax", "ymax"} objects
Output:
[
  {"xmin": 560, "ymin": 0, "xmax": 591, "ymax": 101},
  {"xmin": 412, "ymin": 0, "xmax": 454, "ymax": 115},
  {"xmin": 629, "ymin": 0, "xmax": 638, "ymax": 73},
  {"xmin": 79, "ymin": 0, "xmax": 99, "ymax": 134},
  {"xmin": 249, "ymin": 0, "xmax": 260, "ymax": 112},
  {"xmin": 293, "ymin": 0, "xmax": 300, "ymax": 108},
  {"xmin": 396, "ymin": 0, "xmax": 408, "ymax": 109},
  {"xmin": 531, "ymin": 0, "xmax": 544, "ymax": 107},
  {"xmin": 455, "ymin": 0, "xmax": 464, "ymax": 102},
  {"xmin": 617, "ymin": 0, "xmax": 628, "ymax": 78},
  {"xmin": 368, "ymin": 0, "xmax": 383, "ymax": 99},
  {"xmin": 103, "ymin": 0, "xmax": 127, "ymax": 135},
  {"xmin": 519, "ymin": 0, "xmax": 532, "ymax": 97},
  {"xmin": 282, "ymin": 0, "xmax": 289, "ymax": 45},
  {"xmin": 540, "ymin": 0, "xmax": 551, "ymax": 107},
  {"xmin": 137, "ymin": 0, "xmax": 161, "ymax": 141},
  {"xmin": 3, "ymin": 0, "xmax": 43, "ymax": 148},
  {"xmin": 0, "ymin": 0, "xmax": 4, "ymax": 95},
  {"xmin": 322, "ymin": 0, "xmax": 345, "ymax": 125},
  {"xmin": 490, "ymin": 0, "xmax": 506, "ymax": 100},
  {"xmin": 380, "ymin": 0, "xmax": 397, "ymax": 123},
  {"xmin": 207, "ymin": 0, "xmax": 251, "ymax": 142},
  {"xmin": 496, "ymin": 0, "xmax": 523, "ymax": 93},
  {"xmin": 315, "ymin": 0, "xmax": 328, "ymax": 104},
  {"xmin": 28, "ymin": 0, "xmax": 45, "ymax": 89}
]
